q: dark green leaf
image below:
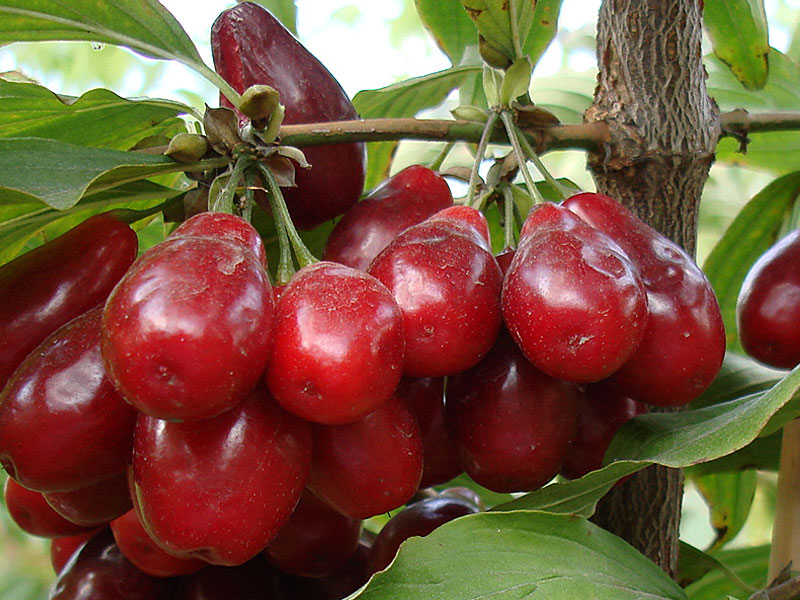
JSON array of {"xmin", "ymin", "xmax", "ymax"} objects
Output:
[
  {"xmin": 694, "ymin": 471, "xmax": 757, "ymax": 550},
  {"xmin": 685, "ymin": 545, "xmax": 769, "ymax": 600},
  {"xmin": 459, "ymin": 0, "xmax": 535, "ymax": 65},
  {"xmin": 492, "ymin": 461, "xmax": 644, "ymax": 517},
  {"xmin": 436, "ymin": 472, "xmax": 515, "ymax": 509},
  {"xmin": 0, "ymin": 137, "xmax": 208, "ymax": 209},
  {"xmin": 678, "ymin": 542, "xmax": 756, "ymax": 594},
  {"xmin": 702, "ymin": 172, "xmax": 800, "ymax": 350},
  {"xmin": 350, "ymin": 511, "xmax": 687, "ymax": 600},
  {"xmin": 709, "ymin": 50, "xmax": 800, "ymax": 173},
  {"xmin": 522, "ymin": 0, "xmax": 563, "ymax": 66},
  {"xmin": 687, "ymin": 430, "xmax": 781, "ymax": 475},
  {"xmin": 703, "ymin": 0, "xmax": 769, "ymax": 90},
  {"xmin": 606, "ymin": 362, "xmax": 800, "ymax": 468},
  {"xmin": 415, "ymin": 0, "xmax": 477, "ymax": 64},
  {"xmin": 0, "ymin": 79, "xmax": 190, "ymax": 149}
]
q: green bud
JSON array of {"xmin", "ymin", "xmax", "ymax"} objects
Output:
[{"xmin": 164, "ymin": 133, "xmax": 209, "ymax": 163}]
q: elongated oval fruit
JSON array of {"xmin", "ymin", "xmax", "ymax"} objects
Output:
[
  {"xmin": 445, "ymin": 331, "xmax": 581, "ymax": 493},
  {"xmin": 265, "ymin": 261, "xmax": 405, "ymax": 425},
  {"xmin": 102, "ymin": 215, "xmax": 275, "ymax": 422},
  {"xmin": 323, "ymin": 165, "xmax": 454, "ymax": 270},
  {"xmin": 503, "ymin": 202, "xmax": 648, "ymax": 383},
  {"xmin": 0, "ymin": 307, "xmax": 137, "ymax": 493},
  {"xmin": 737, "ymin": 229, "xmax": 800, "ymax": 369},
  {"xmin": 0, "ymin": 213, "xmax": 137, "ymax": 388},
  {"xmin": 308, "ymin": 395, "xmax": 423, "ymax": 519},
  {"xmin": 369, "ymin": 215, "xmax": 502, "ymax": 377},
  {"xmin": 212, "ymin": 2, "xmax": 366, "ymax": 229},
  {"xmin": 562, "ymin": 192, "xmax": 725, "ymax": 406},
  {"xmin": 130, "ymin": 387, "xmax": 312, "ymax": 566}
]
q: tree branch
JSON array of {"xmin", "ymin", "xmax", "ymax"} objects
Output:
[{"xmin": 276, "ymin": 110, "xmax": 800, "ymax": 153}]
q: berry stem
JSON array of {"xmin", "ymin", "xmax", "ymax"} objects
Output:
[
  {"xmin": 429, "ymin": 142, "xmax": 455, "ymax": 172},
  {"xmin": 501, "ymin": 184, "xmax": 517, "ymax": 249},
  {"xmin": 513, "ymin": 122, "xmax": 573, "ymax": 200},
  {"xmin": 466, "ymin": 111, "xmax": 501, "ymax": 206},
  {"xmin": 210, "ymin": 153, "xmax": 254, "ymax": 213},
  {"xmin": 256, "ymin": 162, "xmax": 318, "ymax": 272},
  {"xmin": 499, "ymin": 110, "xmax": 545, "ymax": 205}
]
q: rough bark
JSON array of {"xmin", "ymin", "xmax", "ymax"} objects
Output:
[{"xmin": 586, "ymin": 0, "xmax": 720, "ymax": 577}]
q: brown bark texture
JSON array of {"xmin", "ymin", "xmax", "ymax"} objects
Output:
[{"xmin": 585, "ymin": 0, "xmax": 720, "ymax": 576}]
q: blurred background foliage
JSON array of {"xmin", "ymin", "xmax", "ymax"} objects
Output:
[{"xmin": 1, "ymin": 0, "xmax": 800, "ymax": 595}]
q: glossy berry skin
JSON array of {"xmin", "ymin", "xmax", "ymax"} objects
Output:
[
  {"xmin": 102, "ymin": 233, "xmax": 274, "ymax": 422},
  {"xmin": 50, "ymin": 531, "xmax": 97, "ymax": 574},
  {"xmin": 265, "ymin": 490, "xmax": 362, "ymax": 578},
  {"xmin": 560, "ymin": 383, "xmax": 647, "ymax": 480},
  {"xmin": 171, "ymin": 212, "xmax": 267, "ymax": 266},
  {"xmin": 308, "ymin": 396, "xmax": 423, "ymax": 519},
  {"xmin": 368, "ymin": 496, "xmax": 480, "ymax": 574},
  {"xmin": 369, "ymin": 219, "xmax": 503, "ymax": 377},
  {"xmin": 44, "ymin": 472, "xmax": 132, "ymax": 528},
  {"xmin": 445, "ymin": 332, "xmax": 581, "ymax": 493},
  {"xmin": 111, "ymin": 509, "xmax": 207, "ymax": 578},
  {"xmin": 50, "ymin": 529, "xmax": 175, "ymax": 600},
  {"xmin": 503, "ymin": 203, "xmax": 648, "ymax": 383},
  {"xmin": 4, "ymin": 478, "xmax": 94, "ymax": 538},
  {"xmin": 212, "ymin": 2, "xmax": 365, "ymax": 230},
  {"xmin": 737, "ymin": 229, "xmax": 800, "ymax": 369},
  {"xmin": 0, "ymin": 213, "xmax": 137, "ymax": 389},
  {"xmin": 130, "ymin": 387, "xmax": 311, "ymax": 566},
  {"xmin": 562, "ymin": 192, "xmax": 725, "ymax": 406},
  {"xmin": 396, "ymin": 377, "xmax": 462, "ymax": 488},
  {"xmin": 265, "ymin": 262, "xmax": 404, "ymax": 425},
  {"xmin": 425, "ymin": 205, "xmax": 492, "ymax": 251},
  {"xmin": 0, "ymin": 307, "xmax": 137, "ymax": 492},
  {"xmin": 324, "ymin": 165, "xmax": 454, "ymax": 271}
]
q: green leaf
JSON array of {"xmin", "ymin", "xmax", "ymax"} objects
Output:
[
  {"xmin": 499, "ymin": 56, "xmax": 532, "ymax": 106},
  {"xmin": 492, "ymin": 461, "xmax": 644, "ymax": 517},
  {"xmin": 606, "ymin": 362, "xmax": 800, "ymax": 468},
  {"xmin": 353, "ymin": 66, "xmax": 482, "ymax": 119},
  {"xmin": 415, "ymin": 0, "xmax": 478, "ymax": 65},
  {"xmin": 694, "ymin": 471, "xmax": 757, "ymax": 550},
  {"xmin": 678, "ymin": 542, "xmax": 756, "ymax": 594},
  {"xmin": 703, "ymin": 0, "xmax": 769, "ymax": 90},
  {"xmin": 703, "ymin": 171, "xmax": 800, "ymax": 350},
  {"xmin": 363, "ymin": 142, "xmax": 398, "ymax": 192},
  {"xmin": 687, "ymin": 430, "xmax": 781, "ymax": 475},
  {"xmin": 248, "ymin": 0, "xmax": 298, "ymax": 36},
  {"xmin": 522, "ymin": 0, "xmax": 563, "ymax": 66},
  {"xmin": 348, "ymin": 511, "xmax": 687, "ymax": 600},
  {"xmin": 0, "ymin": 137, "xmax": 215, "ymax": 209},
  {"xmin": 0, "ymin": 79, "xmax": 191, "ymax": 149},
  {"xmin": 460, "ymin": 0, "xmax": 536, "ymax": 65},
  {"xmin": 0, "ymin": 0, "xmax": 233, "ymax": 100},
  {"xmin": 708, "ymin": 50, "xmax": 800, "ymax": 173},
  {"xmin": 0, "ymin": 181, "xmax": 180, "ymax": 265},
  {"xmin": 685, "ymin": 545, "xmax": 769, "ymax": 600},
  {"xmin": 437, "ymin": 472, "xmax": 515, "ymax": 509}
]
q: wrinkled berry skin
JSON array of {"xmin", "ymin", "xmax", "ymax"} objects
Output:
[
  {"xmin": 0, "ymin": 213, "xmax": 137, "ymax": 389},
  {"xmin": 102, "ymin": 233, "xmax": 274, "ymax": 422},
  {"xmin": 212, "ymin": 2, "xmax": 366, "ymax": 229},
  {"xmin": 503, "ymin": 203, "xmax": 648, "ymax": 383},
  {"xmin": 445, "ymin": 332, "xmax": 581, "ymax": 493},
  {"xmin": 737, "ymin": 229, "xmax": 800, "ymax": 369},
  {"xmin": 265, "ymin": 262, "xmax": 405, "ymax": 425},
  {"xmin": 324, "ymin": 165, "xmax": 454, "ymax": 271},
  {"xmin": 131, "ymin": 388, "xmax": 311, "ymax": 567},
  {"xmin": 563, "ymin": 192, "xmax": 725, "ymax": 406},
  {"xmin": 0, "ymin": 307, "xmax": 137, "ymax": 493}
]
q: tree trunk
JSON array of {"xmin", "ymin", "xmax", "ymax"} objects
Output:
[{"xmin": 586, "ymin": 0, "xmax": 720, "ymax": 577}]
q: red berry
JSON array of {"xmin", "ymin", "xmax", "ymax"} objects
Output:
[
  {"xmin": 50, "ymin": 530, "xmax": 97, "ymax": 574},
  {"xmin": 324, "ymin": 165, "xmax": 453, "ymax": 271},
  {"xmin": 265, "ymin": 262, "xmax": 404, "ymax": 425},
  {"xmin": 130, "ymin": 387, "xmax": 311, "ymax": 566},
  {"xmin": 43, "ymin": 472, "xmax": 132, "ymax": 528},
  {"xmin": 737, "ymin": 229, "xmax": 800, "ymax": 369},
  {"xmin": 445, "ymin": 332, "xmax": 581, "ymax": 493},
  {"xmin": 4, "ymin": 477, "xmax": 94, "ymax": 538},
  {"xmin": 171, "ymin": 211, "xmax": 268, "ymax": 266},
  {"xmin": 0, "ymin": 306, "xmax": 137, "ymax": 493},
  {"xmin": 308, "ymin": 396, "xmax": 423, "ymax": 519}
]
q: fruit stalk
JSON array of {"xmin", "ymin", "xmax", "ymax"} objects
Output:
[
  {"xmin": 769, "ymin": 419, "xmax": 800, "ymax": 581},
  {"xmin": 466, "ymin": 111, "xmax": 500, "ymax": 206},
  {"xmin": 499, "ymin": 110, "xmax": 544, "ymax": 204}
]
